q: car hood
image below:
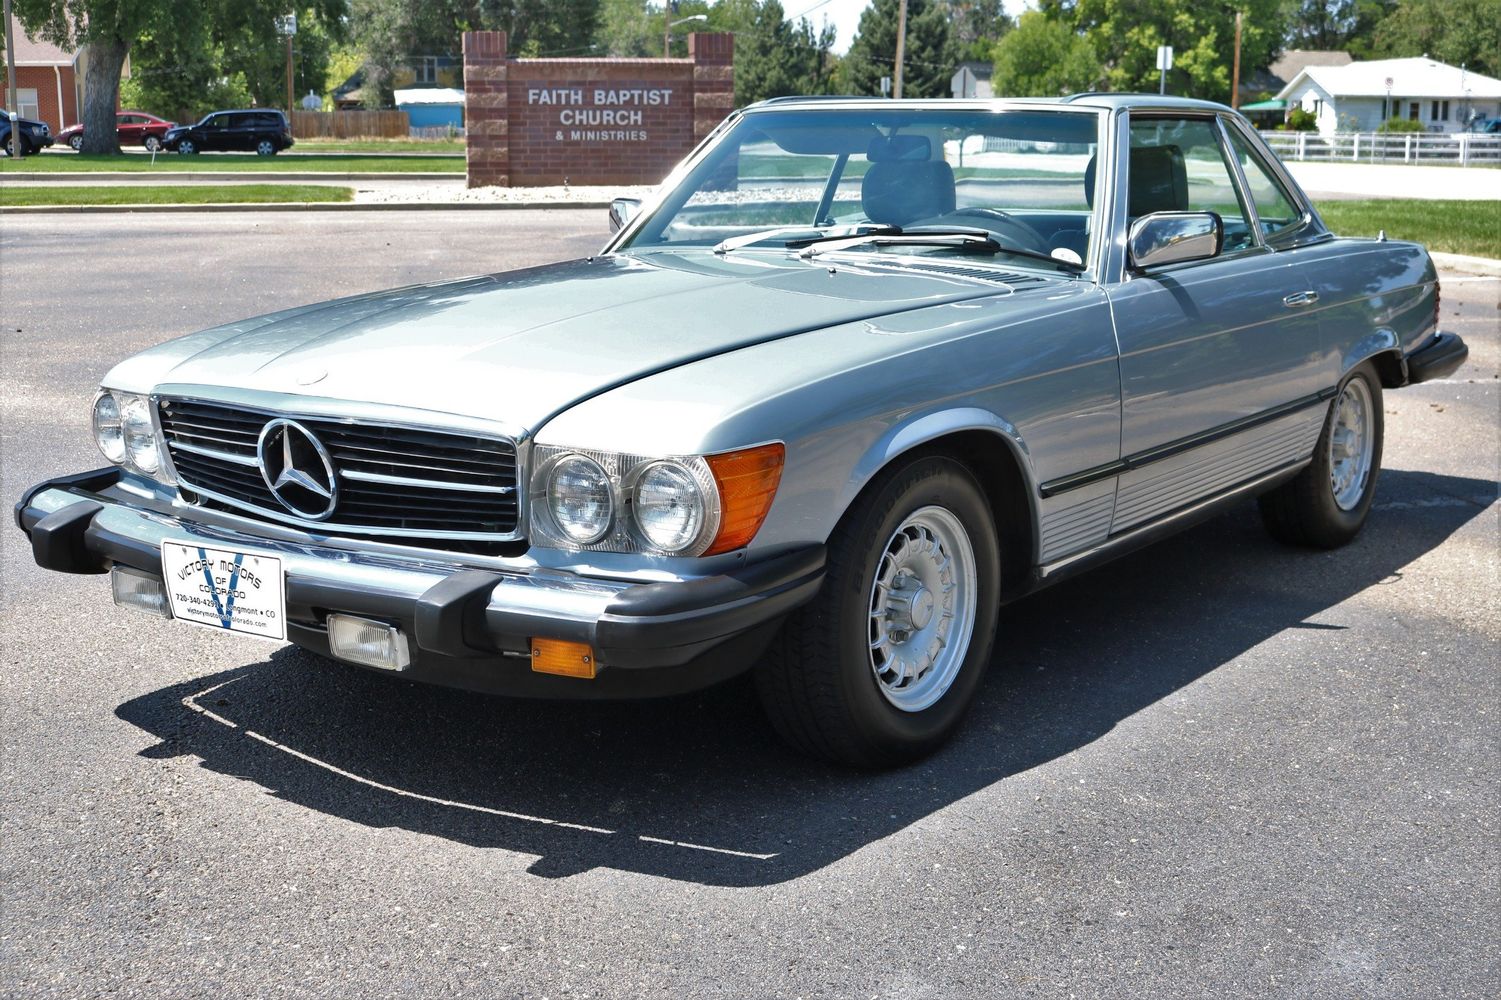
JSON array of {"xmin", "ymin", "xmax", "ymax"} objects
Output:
[{"xmin": 111, "ymin": 250, "xmax": 1063, "ymax": 434}]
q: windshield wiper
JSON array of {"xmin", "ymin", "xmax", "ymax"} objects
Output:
[
  {"xmin": 796, "ymin": 232, "xmax": 1002, "ymax": 259},
  {"xmin": 792, "ymin": 225, "xmax": 1086, "ymax": 272},
  {"xmin": 712, "ymin": 223, "xmax": 898, "ymax": 255}
]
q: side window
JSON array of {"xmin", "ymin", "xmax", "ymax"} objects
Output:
[
  {"xmin": 1128, "ymin": 116, "xmax": 1256, "ymax": 253},
  {"xmin": 1224, "ymin": 125, "xmax": 1304, "ymax": 241},
  {"xmin": 203, "ymin": 115, "xmax": 226, "ymax": 130},
  {"xmin": 257, "ymin": 113, "xmax": 284, "ymax": 129}
]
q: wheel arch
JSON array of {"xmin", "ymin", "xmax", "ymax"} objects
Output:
[
  {"xmin": 840, "ymin": 409, "xmax": 1040, "ymax": 600},
  {"xmin": 1343, "ymin": 329, "xmax": 1407, "ymax": 388}
]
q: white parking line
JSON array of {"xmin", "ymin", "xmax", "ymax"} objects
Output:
[{"xmin": 182, "ymin": 681, "xmax": 777, "ymax": 859}]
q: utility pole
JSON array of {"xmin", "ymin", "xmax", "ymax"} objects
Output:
[
  {"xmin": 285, "ymin": 34, "xmax": 294, "ymax": 118},
  {"xmin": 4, "ymin": 0, "xmax": 21, "ymax": 159},
  {"xmin": 893, "ymin": 0, "xmax": 908, "ymax": 99},
  {"xmin": 1231, "ymin": 10, "xmax": 1242, "ymax": 111}
]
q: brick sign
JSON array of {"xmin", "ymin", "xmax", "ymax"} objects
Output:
[{"xmin": 463, "ymin": 31, "xmax": 734, "ymax": 188}]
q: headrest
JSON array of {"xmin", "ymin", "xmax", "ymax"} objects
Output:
[
  {"xmin": 861, "ymin": 160, "xmax": 957, "ymax": 227},
  {"xmin": 1128, "ymin": 144, "xmax": 1188, "ymax": 216},
  {"xmin": 1084, "ymin": 154, "xmax": 1096, "ymax": 207}
]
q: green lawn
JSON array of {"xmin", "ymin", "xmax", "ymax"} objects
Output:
[
  {"xmin": 294, "ymin": 137, "xmax": 464, "ymax": 154},
  {"xmin": 0, "ymin": 184, "xmax": 354, "ymax": 207},
  {"xmin": 1317, "ymin": 198, "xmax": 1501, "ymax": 259},
  {"xmin": 2, "ymin": 153, "xmax": 462, "ymax": 173}
]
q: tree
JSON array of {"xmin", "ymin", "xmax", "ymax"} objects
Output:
[
  {"xmin": 1369, "ymin": 0, "xmax": 1501, "ymax": 79},
  {"xmin": 1038, "ymin": 0, "xmax": 1288, "ymax": 103},
  {"xmin": 734, "ymin": 0, "xmax": 837, "ymax": 104},
  {"xmin": 842, "ymin": 0, "xmax": 956, "ymax": 98},
  {"xmin": 14, "ymin": 0, "xmax": 162, "ymax": 153},
  {"xmin": 991, "ymin": 10, "xmax": 1100, "ymax": 97},
  {"xmin": 1283, "ymin": 0, "xmax": 1396, "ymax": 55},
  {"xmin": 948, "ymin": 0, "xmax": 1013, "ymax": 62}
]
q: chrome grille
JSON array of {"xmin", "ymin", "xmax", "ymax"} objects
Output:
[{"xmin": 158, "ymin": 398, "xmax": 520, "ymax": 539}]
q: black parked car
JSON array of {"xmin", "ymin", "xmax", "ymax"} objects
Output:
[
  {"xmin": 161, "ymin": 110, "xmax": 295, "ymax": 155},
  {"xmin": 1, "ymin": 113, "xmax": 53, "ymax": 155}
]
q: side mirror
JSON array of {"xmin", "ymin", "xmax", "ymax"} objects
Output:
[
  {"xmin": 608, "ymin": 197, "xmax": 642, "ymax": 234},
  {"xmin": 1128, "ymin": 211, "xmax": 1223, "ymax": 270}
]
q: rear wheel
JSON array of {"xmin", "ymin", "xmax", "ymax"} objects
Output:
[
  {"xmin": 255, "ymin": 138, "xmax": 277, "ymax": 156},
  {"xmin": 756, "ymin": 455, "xmax": 1001, "ymax": 768},
  {"xmin": 1260, "ymin": 363, "xmax": 1384, "ymax": 548}
]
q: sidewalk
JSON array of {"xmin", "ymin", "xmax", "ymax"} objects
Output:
[{"xmin": 1286, "ymin": 160, "xmax": 1501, "ymax": 200}]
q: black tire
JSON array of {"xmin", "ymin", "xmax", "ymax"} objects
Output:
[
  {"xmin": 143, "ymin": 135, "xmax": 162, "ymax": 152},
  {"xmin": 1259, "ymin": 363, "xmax": 1384, "ymax": 548},
  {"xmin": 756, "ymin": 455, "xmax": 1001, "ymax": 768},
  {"xmin": 255, "ymin": 138, "xmax": 277, "ymax": 156},
  {"xmin": 177, "ymin": 139, "xmax": 197, "ymax": 155},
  {"xmin": 69, "ymin": 134, "xmax": 83, "ymax": 152}
]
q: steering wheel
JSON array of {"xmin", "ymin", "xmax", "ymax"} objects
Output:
[{"xmin": 931, "ymin": 208, "xmax": 1049, "ymax": 254}]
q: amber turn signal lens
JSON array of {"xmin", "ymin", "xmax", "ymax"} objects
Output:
[
  {"xmin": 531, "ymin": 638, "xmax": 597, "ymax": 679},
  {"xmin": 703, "ymin": 443, "xmax": 785, "ymax": 556}
]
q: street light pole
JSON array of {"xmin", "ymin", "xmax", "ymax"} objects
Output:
[
  {"xmin": 893, "ymin": 0, "xmax": 908, "ymax": 99},
  {"xmin": 664, "ymin": 14, "xmax": 707, "ymax": 58},
  {"xmin": 4, "ymin": 0, "xmax": 21, "ymax": 159}
]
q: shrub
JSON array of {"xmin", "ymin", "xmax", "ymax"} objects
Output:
[
  {"xmin": 1377, "ymin": 117, "xmax": 1425, "ymax": 133},
  {"xmin": 1285, "ymin": 107, "xmax": 1318, "ymax": 131}
]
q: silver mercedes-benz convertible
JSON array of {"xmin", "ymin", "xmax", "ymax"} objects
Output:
[{"xmin": 16, "ymin": 94, "xmax": 1468, "ymax": 766}]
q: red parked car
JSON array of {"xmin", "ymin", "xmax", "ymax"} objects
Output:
[{"xmin": 55, "ymin": 111, "xmax": 177, "ymax": 152}]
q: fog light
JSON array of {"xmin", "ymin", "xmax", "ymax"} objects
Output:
[
  {"xmin": 328, "ymin": 614, "xmax": 410, "ymax": 671},
  {"xmin": 111, "ymin": 566, "xmax": 171, "ymax": 618},
  {"xmin": 531, "ymin": 638, "xmax": 597, "ymax": 679}
]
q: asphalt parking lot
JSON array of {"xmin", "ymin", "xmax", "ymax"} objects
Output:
[{"xmin": 1, "ymin": 211, "xmax": 1497, "ymax": 999}]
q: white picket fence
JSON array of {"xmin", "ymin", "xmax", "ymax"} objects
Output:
[{"xmin": 1258, "ymin": 130, "xmax": 1501, "ymax": 166}]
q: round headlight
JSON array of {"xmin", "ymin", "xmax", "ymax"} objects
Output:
[
  {"xmin": 92, "ymin": 392, "xmax": 126, "ymax": 464},
  {"xmin": 120, "ymin": 396, "xmax": 160, "ymax": 473},
  {"xmin": 633, "ymin": 461, "xmax": 706, "ymax": 553},
  {"xmin": 547, "ymin": 455, "xmax": 613, "ymax": 544}
]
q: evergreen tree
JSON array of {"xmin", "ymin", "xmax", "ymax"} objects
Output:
[{"xmin": 842, "ymin": 0, "xmax": 956, "ymax": 98}]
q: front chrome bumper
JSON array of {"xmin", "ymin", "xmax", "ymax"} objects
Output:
[{"xmin": 15, "ymin": 469, "xmax": 824, "ymax": 698}]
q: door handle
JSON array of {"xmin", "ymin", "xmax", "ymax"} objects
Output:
[{"xmin": 1283, "ymin": 290, "xmax": 1319, "ymax": 307}]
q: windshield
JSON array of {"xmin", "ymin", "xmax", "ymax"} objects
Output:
[{"xmin": 621, "ymin": 107, "xmax": 1104, "ymax": 269}]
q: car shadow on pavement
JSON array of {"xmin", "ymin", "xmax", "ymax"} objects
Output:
[{"xmin": 115, "ymin": 469, "xmax": 1494, "ymax": 886}]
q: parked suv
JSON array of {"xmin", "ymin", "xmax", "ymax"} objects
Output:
[
  {"xmin": 1, "ymin": 113, "xmax": 53, "ymax": 155},
  {"xmin": 161, "ymin": 110, "xmax": 294, "ymax": 155}
]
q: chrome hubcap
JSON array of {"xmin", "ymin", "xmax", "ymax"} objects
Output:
[
  {"xmin": 867, "ymin": 506, "xmax": 978, "ymax": 712},
  {"xmin": 1329, "ymin": 378, "xmax": 1374, "ymax": 510}
]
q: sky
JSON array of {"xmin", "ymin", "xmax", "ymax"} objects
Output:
[{"xmin": 777, "ymin": 0, "xmax": 1031, "ymax": 55}]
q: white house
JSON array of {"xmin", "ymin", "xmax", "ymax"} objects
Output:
[{"xmin": 1276, "ymin": 57, "xmax": 1501, "ymax": 134}]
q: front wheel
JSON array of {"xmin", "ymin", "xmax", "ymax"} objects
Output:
[
  {"xmin": 69, "ymin": 134, "xmax": 83, "ymax": 151},
  {"xmin": 176, "ymin": 139, "xmax": 197, "ymax": 155},
  {"xmin": 756, "ymin": 455, "xmax": 1001, "ymax": 767},
  {"xmin": 1259, "ymin": 363, "xmax": 1384, "ymax": 548},
  {"xmin": 143, "ymin": 135, "xmax": 162, "ymax": 152}
]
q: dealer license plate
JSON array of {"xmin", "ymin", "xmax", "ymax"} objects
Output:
[{"xmin": 160, "ymin": 541, "xmax": 286, "ymax": 641}]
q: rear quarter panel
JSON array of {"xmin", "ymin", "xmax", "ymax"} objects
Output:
[{"xmin": 1293, "ymin": 238, "xmax": 1437, "ymax": 381}]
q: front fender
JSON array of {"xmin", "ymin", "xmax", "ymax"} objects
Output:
[{"xmin": 840, "ymin": 405, "xmax": 1039, "ymax": 535}]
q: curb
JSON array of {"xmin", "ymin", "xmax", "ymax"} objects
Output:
[
  {"xmin": 0, "ymin": 200, "xmax": 612, "ymax": 214},
  {"xmin": 2, "ymin": 171, "xmax": 461, "ymax": 182},
  {"xmin": 1431, "ymin": 251, "xmax": 1501, "ymax": 277}
]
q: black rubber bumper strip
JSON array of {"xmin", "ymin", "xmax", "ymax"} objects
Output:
[
  {"xmin": 594, "ymin": 545, "xmax": 826, "ymax": 665},
  {"xmin": 14, "ymin": 466, "xmax": 122, "ymax": 532},
  {"xmin": 28, "ymin": 499, "xmax": 109, "ymax": 574},
  {"xmin": 1406, "ymin": 331, "xmax": 1468, "ymax": 384}
]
